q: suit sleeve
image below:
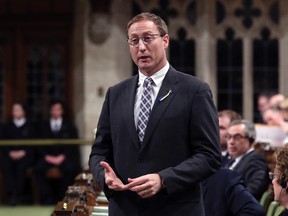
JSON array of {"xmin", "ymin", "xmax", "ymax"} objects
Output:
[
  {"xmin": 227, "ymin": 172, "xmax": 265, "ymax": 216},
  {"xmin": 89, "ymin": 87, "xmax": 114, "ymax": 198}
]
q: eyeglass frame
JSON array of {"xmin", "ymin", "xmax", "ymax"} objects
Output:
[
  {"xmin": 127, "ymin": 33, "xmax": 164, "ymax": 47},
  {"xmin": 269, "ymin": 171, "xmax": 280, "ymax": 180},
  {"xmin": 225, "ymin": 133, "xmax": 248, "ymax": 141}
]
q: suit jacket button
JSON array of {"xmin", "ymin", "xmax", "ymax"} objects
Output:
[{"xmin": 138, "ymin": 158, "xmax": 143, "ymax": 163}]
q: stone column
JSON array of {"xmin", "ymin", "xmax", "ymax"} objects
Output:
[
  {"xmin": 73, "ymin": 0, "xmax": 132, "ymax": 168},
  {"xmin": 279, "ymin": 0, "xmax": 288, "ymax": 95},
  {"xmin": 196, "ymin": 0, "xmax": 217, "ymax": 104},
  {"xmin": 243, "ymin": 37, "xmax": 253, "ymax": 121}
]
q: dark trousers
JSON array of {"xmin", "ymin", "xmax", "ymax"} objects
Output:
[
  {"xmin": 2, "ymin": 155, "xmax": 32, "ymax": 203},
  {"xmin": 35, "ymin": 159, "xmax": 76, "ymax": 204}
]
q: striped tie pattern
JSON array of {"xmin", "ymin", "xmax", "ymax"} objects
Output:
[{"xmin": 138, "ymin": 77, "xmax": 153, "ymax": 143}]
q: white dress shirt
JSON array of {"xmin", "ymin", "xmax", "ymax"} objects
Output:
[
  {"xmin": 229, "ymin": 148, "xmax": 254, "ymax": 170},
  {"xmin": 13, "ymin": 118, "xmax": 26, "ymax": 128},
  {"xmin": 50, "ymin": 118, "xmax": 63, "ymax": 132}
]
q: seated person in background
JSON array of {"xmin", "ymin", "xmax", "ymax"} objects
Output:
[
  {"xmin": 270, "ymin": 145, "xmax": 288, "ymax": 216},
  {"xmin": 202, "ymin": 168, "xmax": 265, "ymax": 216},
  {"xmin": 2, "ymin": 102, "xmax": 36, "ymax": 205},
  {"xmin": 263, "ymin": 107, "xmax": 288, "ymax": 143},
  {"xmin": 226, "ymin": 119, "xmax": 270, "ymax": 200},
  {"xmin": 256, "ymin": 92, "xmax": 273, "ymax": 123},
  {"xmin": 218, "ymin": 110, "xmax": 242, "ymax": 165},
  {"xmin": 35, "ymin": 100, "xmax": 81, "ymax": 204},
  {"xmin": 268, "ymin": 93, "xmax": 285, "ymax": 109}
]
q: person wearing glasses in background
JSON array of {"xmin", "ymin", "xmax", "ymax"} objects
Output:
[
  {"xmin": 89, "ymin": 12, "xmax": 221, "ymax": 216},
  {"xmin": 225, "ymin": 119, "xmax": 270, "ymax": 200},
  {"xmin": 270, "ymin": 145, "xmax": 288, "ymax": 216},
  {"xmin": 218, "ymin": 109, "xmax": 242, "ymax": 166}
]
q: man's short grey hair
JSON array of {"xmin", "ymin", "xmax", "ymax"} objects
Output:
[{"xmin": 230, "ymin": 119, "xmax": 256, "ymax": 143}]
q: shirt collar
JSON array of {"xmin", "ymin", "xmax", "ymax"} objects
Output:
[
  {"xmin": 221, "ymin": 150, "xmax": 228, "ymax": 157},
  {"xmin": 138, "ymin": 62, "xmax": 169, "ymax": 87},
  {"xmin": 13, "ymin": 118, "xmax": 26, "ymax": 127},
  {"xmin": 50, "ymin": 118, "xmax": 63, "ymax": 124}
]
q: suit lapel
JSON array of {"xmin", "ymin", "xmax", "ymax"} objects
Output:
[
  {"xmin": 122, "ymin": 76, "xmax": 139, "ymax": 149},
  {"xmin": 140, "ymin": 68, "xmax": 180, "ymax": 151},
  {"xmin": 233, "ymin": 150, "xmax": 254, "ymax": 170}
]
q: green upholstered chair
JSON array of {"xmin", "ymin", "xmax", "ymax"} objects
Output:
[
  {"xmin": 259, "ymin": 190, "xmax": 274, "ymax": 213},
  {"xmin": 274, "ymin": 205, "xmax": 285, "ymax": 216},
  {"xmin": 266, "ymin": 201, "xmax": 279, "ymax": 216}
]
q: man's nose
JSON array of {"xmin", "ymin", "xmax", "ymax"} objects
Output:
[
  {"xmin": 138, "ymin": 39, "xmax": 146, "ymax": 50},
  {"xmin": 227, "ymin": 141, "xmax": 233, "ymax": 146}
]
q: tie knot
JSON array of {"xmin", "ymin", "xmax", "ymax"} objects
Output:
[{"xmin": 144, "ymin": 77, "xmax": 153, "ymax": 87}]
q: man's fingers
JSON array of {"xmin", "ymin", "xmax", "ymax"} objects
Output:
[{"xmin": 100, "ymin": 161, "xmax": 113, "ymax": 173}]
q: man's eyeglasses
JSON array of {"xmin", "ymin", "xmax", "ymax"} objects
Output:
[
  {"xmin": 128, "ymin": 34, "xmax": 162, "ymax": 47},
  {"xmin": 226, "ymin": 134, "xmax": 247, "ymax": 141}
]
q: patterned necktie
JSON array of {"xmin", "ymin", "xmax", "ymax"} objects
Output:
[{"xmin": 138, "ymin": 77, "xmax": 153, "ymax": 143}]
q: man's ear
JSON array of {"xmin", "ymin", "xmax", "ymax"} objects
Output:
[{"xmin": 163, "ymin": 34, "xmax": 169, "ymax": 48}]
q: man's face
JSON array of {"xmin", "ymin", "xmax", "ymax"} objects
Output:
[
  {"xmin": 218, "ymin": 115, "xmax": 231, "ymax": 150},
  {"xmin": 128, "ymin": 20, "xmax": 169, "ymax": 76},
  {"xmin": 257, "ymin": 96, "xmax": 269, "ymax": 113},
  {"xmin": 263, "ymin": 109, "xmax": 283, "ymax": 126},
  {"xmin": 50, "ymin": 103, "xmax": 63, "ymax": 119},
  {"xmin": 227, "ymin": 124, "xmax": 251, "ymax": 158},
  {"xmin": 12, "ymin": 104, "xmax": 25, "ymax": 119}
]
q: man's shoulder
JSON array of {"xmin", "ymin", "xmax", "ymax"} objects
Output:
[
  {"xmin": 169, "ymin": 68, "xmax": 210, "ymax": 91},
  {"xmin": 110, "ymin": 75, "xmax": 137, "ymax": 90},
  {"xmin": 171, "ymin": 67, "xmax": 201, "ymax": 82},
  {"xmin": 237, "ymin": 150, "xmax": 268, "ymax": 169},
  {"xmin": 243, "ymin": 150, "xmax": 266, "ymax": 160}
]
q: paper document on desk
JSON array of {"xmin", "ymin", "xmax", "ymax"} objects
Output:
[{"xmin": 255, "ymin": 124, "xmax": 287, "ymax": 149}]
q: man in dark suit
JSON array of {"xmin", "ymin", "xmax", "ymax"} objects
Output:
[
  {"xmin": 89, "ymin": 12, "xmax": 221, "ymax": 216},
  {"xmin": 202, "ymin": 168, "xmax": 265, "ymax": 216},
  {"xmin": 226, "ymin": 119, "xmax": 270, "ymax": 200},
  {"xmin": 35, "ymin": 100, "xmax": 81, "ymax": 204},
  {"xmin": 2, "ymin": 103, "xmax": 36, "ymax": 205}
]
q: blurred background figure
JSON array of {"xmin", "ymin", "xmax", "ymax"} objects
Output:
[
  {"xmin": 270, "ymin": 145, "xmax": 288, "ymax": 215},
  {"xmin": 35, "ymin": 100, "xmax": 81, "ymax": 204},
  {"xmin": 256, "ymin": 92, "xmax": 273, "ymax": 123},
  {"xmin": 263, "ymin": 108, "xmax": 288, "ymax": 143},
  {"xmin": 1, "ymin": 102, "xmax": 36, "ymax": 205},
  {"xmin": 269, "ymin": 94, "xmax": 285, "ymax": 109},
  {"xmin": 218, "ymin": 110, "xmax": 242, "ymax": 165}
]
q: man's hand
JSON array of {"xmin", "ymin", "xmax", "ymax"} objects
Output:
[
  {"xmin": 126, "ymin": 174, "xmax": 162, "ymax": 199},
  {"xmin": 100, "ymin": 161, "xmax": 129, "ymax": 191},
  {"xmin": 9, "ymin": 150, "xmax": 26, "ymax": 160},
  {"xmin": 45, "ymin": 154, "xmax": 65, "ymax": 165}
]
